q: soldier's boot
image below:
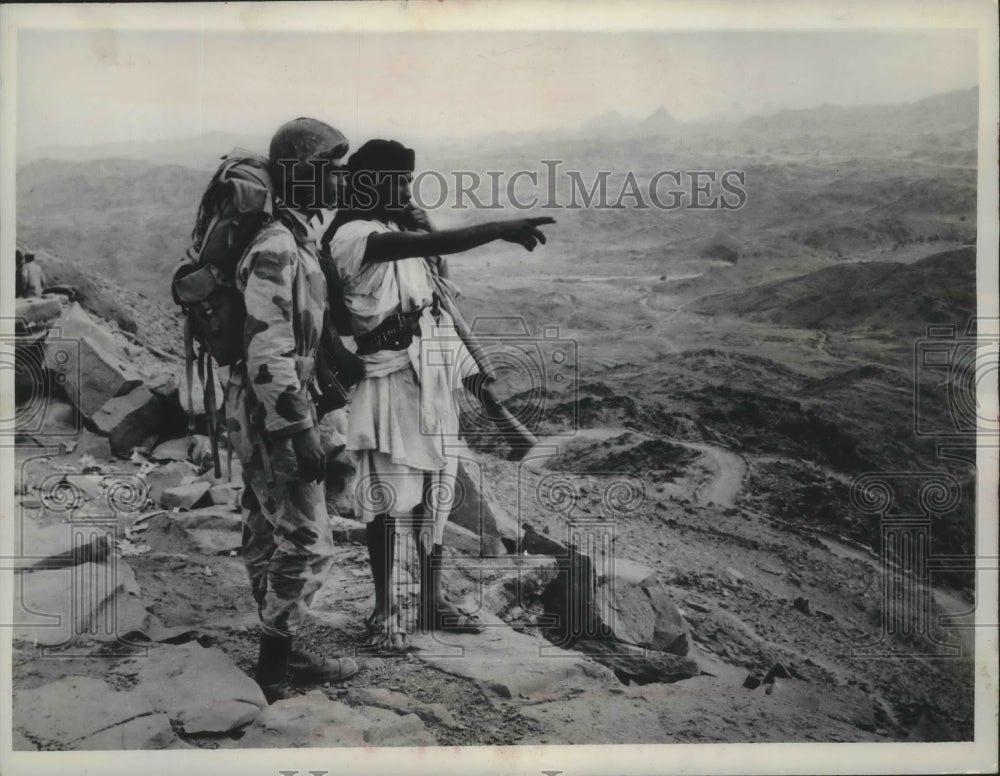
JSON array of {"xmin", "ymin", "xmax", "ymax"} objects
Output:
[
  {"xmin": 255, "ymin": 631, "xmax": 295, "ymax": 704},
  {"xmin": 287, "ymin": 643, "xmax": 359, "ymax": 686}
]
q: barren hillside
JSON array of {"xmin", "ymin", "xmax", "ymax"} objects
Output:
[{"xmin": 11, "ymin": 87, "xmax": 980, "ymax": 749}]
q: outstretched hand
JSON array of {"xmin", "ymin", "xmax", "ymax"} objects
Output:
[{"xmin": 498, "ymin": 217, "xmax": 556, "ymax": 251}]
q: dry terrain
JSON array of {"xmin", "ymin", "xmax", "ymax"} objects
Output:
[{"xmin": 10, "ymin": 87, "xmax": 979, "ymax": 748}]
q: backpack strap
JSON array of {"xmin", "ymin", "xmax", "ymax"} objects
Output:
[
  {"xmin": 183, "ymin": 315, "xmax": 197, "ymax": 434},
  {"xmin": 204, "ymin": 355, "xmax": 222, "ymax": 479},
  {"xmin": 189, "ymin": 211, "xmax": 223, "ymax": 262}
]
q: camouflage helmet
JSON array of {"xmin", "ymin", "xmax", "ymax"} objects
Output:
[{"xmin": 269, "ymin": 117, "xmax": 348, "ymax": 170}]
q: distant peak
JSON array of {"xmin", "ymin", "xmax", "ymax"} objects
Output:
[{"xmin": 646, "ymin": 105, "xmax": 673, "ymax": 121}]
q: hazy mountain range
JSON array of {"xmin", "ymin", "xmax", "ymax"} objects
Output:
[
  {"xmin": 17, "ymin": 87, "xmax": 978, "ymax": 168},
  {"xmin": 15, "ymin": 86, "xmax": 977, "ymax": 311}
]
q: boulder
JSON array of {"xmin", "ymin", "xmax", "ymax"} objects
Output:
[
  {"xmin": 15, "ymin": 518, "xmax": 112, "ymax": 571},
  {"xmin": 145, "ymin": 372, "xmax": 191, "ymax": 433},
  {"xmin": 447, "ymin": 452, "xmax": 517, "ymax": 555},
  {"xmin": 183, "ymin": 701, "xmax": 260, "ymax": 735},
  {"xmin": 412, "ymin": 613, "xmax": 619, "ymax": 702},
  {"xmin": 21, "ymin": 397, "xmax": 81, "ymax": 440},
  {"xmin": 363, "ymin": 712, "xmax": 437, "ymax": 746},
  {"xmin": 75, "ymin": 712, "xmax": 178, "ymax": 750},
  {"xmin": 184, "ymin": 528, "xmax": 242, "ymax": 556},
  {"xmin": 521, "ymin": 522, "xmax": 569, "ymax": 557},
  {"xmin": 15, "ymin": 456, "xmax": 53, "ymax": 496},
  {"xmin": 161, "ymin": 481, "xmax": 211, "ymax": 510},
  {"xmin": 539, "ymin": 548, "xmax": 690, "ymax": 657},
  {"xmin": 240, "ymin": 693, "xmax": 439, "ymax": 747},
  {"xmin": 595, "ymin": 564, "xmax": 691, "ymax": 656},
  {"xmin": 207, "ymin": 484, "xmax": 241, "ymax": 506},
  {"xmin": 743, "ymin": 673, "xmax": 763, "ymax": 690},
  {"xmin": 13, "ymin": 676, "xmax": 156, "ymax": 749},
  {"xmin": 238, "ymin": 692, "xmax": 370, "ymax": 748},
  {"xmin": 60, "ymin": 473, "xmax": 104, "ymax": 500},
  {"xmin": 92, "ymin": 385, "xmax": 164, "ymax": 457},
  {"xmin": 169, "ymin": 509, "xmax": 241, "ymax": 531},
  {"xmin": 126, "ymin": 643, "xmax": 266, "ymax": 734},
  {"xmin": 189, "ymin": 436, "xmax": 216, "ymax": 469},
  {"xmin": 145, "ymin": 460, "xmax": 199, "ymax": 504},
  {"xmin": 44, "ymin": 303, "xmax": 141, "ymax": 417},
  {"xmin": 345, "ymin": 687, "xmax": 460, "ymax": 730},
  {"xmin": 16, "ymin": 295, "xmax": 63, "ymax": 330},
  {"xmin": 13, "ymin": 561, "xmax": 140, "ymax": 646},
  {"xmin": 479, "ymin": 555, "xmax": 561, "ymax": 621},
  {"xmin": 540, "ymin": 545, "xmax": 598, "ymax": 644},
  {"xmin": 150, "ymin": 436, "xmax": 197, "ymax": 462},
  {"xmin": 13, "ymin": 337, "xmax": 50, "ymax": 412},
  {"xmin": 764, "ymin": 662, "xmax": 792, "ymax": 683},
  {"xmin": 143, "ymin": 622, "xmax": 201, "ymax": 644},
  {"xmin": 575, "ymin": 639, "xmax": 700, "ymax": 684},
  {"xmin": 146, "ymin": 371, "xmax": 180, "ymax": 403},
  {"xmin": 87, "ymin": 587, "xmax": 162, "ymax": 644},
  {"xmin": 517, "ymin": 688, "xmax": 684, "ymax": 745},
  {"xmin": 142, "ymin": 515, "xmax": 216, "ymax": 556},
  {"xmin": 444, "ymin": 520, "xmax": 501, "ymax": 556},
  {"xmin": 609, "ymin": 557, "xmax": 659, "ymax": 587},
  {"xmin": 65, "ymin": 429, "xmax": 114, "ymax": 462}
]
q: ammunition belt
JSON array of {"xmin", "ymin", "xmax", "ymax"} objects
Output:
[{"xmin": 354, "ymin": 308, "xmax": 424, "ymax": 355}]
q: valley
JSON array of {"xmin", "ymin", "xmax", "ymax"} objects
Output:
[{"xmin": 10, "ymin": 86, "xmax": 982, "ymax": 747}]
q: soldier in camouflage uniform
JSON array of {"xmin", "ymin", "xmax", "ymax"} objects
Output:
[{"xmin": 225, "ymin": 117, "xmax": 357, "ymax": 702}]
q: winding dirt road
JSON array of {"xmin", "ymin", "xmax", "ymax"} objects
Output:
[
  {"xmin": 524, "ymin": 427, "xmax": 746, "ymax": 508},
  {"xmin": 677, "ymin": 441, "xmax": 747, "ymax": 508}
]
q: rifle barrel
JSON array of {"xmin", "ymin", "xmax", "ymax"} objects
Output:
[
  {"xmin": 419, "ymin": 219, "xmax": 538, "ymax": 457},
  {"xmin": 430, "ymin": 273, "xmax": 497, "ymax": 382}
]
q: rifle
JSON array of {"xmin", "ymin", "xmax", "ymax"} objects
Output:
[{"xmin": 411, "ymin": 212, "xmax": 539, "ymax": 457}]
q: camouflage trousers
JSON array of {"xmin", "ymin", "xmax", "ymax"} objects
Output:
[{"xmin": 240, "ymin": 441, "xmax": 334, "ymax": 639}]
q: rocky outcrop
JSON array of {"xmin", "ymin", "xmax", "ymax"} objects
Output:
[
  {"xmin": 411, "ymin": 613, "xmax": 620, "ymax": 702},
  {"xmin": 13, "ymin": 644, "xmax": 267, "ymax": 749},
  {"xmin": 161, "ymin": 481, "xmax": 212, "ymax": 510},
  {"xmin": 144, "ymin": 460, "xmax": 199, "ymax": 504},
  {"xmin": 575, "ymin": 639, "xmax": 700, "ymax": 684},
  {"xmin": 594, "ymin": 559, "xmax": 691, "ymax": 655},
  {"xmin": 122, "ymin": 643, "xmax": 267, "ymax": 734},
  {"xmin": 14, "ymin": 561, "xmax": 140, "ymax": 646},
  {"xmin": 344, "ymin": 687, "xmax": 460, "ymax": 729},
  {"xmin": 44, "ymin": 302, "xmax": 143, "ymax": 418},
  {"xmin": 15, "ymin": 516, "xmax": 112, "ymax": 571},
  {"xmin": 239, "ymin": 691, "xmax": 437, "ymax": 748},
  {"xmin": 91, "ymin": 384, "xmax": 164, "ymax": 456},
  {"xmin": 13, "ymin": 676, "xmax": 174, "ymax": 750},
  {"xmin": 447, "ymin": 453, "xmax": 517, "ymax": 555}
]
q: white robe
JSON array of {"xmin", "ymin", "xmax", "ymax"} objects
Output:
[{"xmin": 329, "ymin": 219, "xmax": 477, "ymax": 543}]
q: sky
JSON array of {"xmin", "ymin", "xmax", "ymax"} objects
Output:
[{"xmin": 16, "ymin": 28, "xmax": 979, "ymax": 152}]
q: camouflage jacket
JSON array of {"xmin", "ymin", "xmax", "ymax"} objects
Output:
[{"xmin": 226, "ymin": 207, "xmax": 328, "ymax": 454}]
